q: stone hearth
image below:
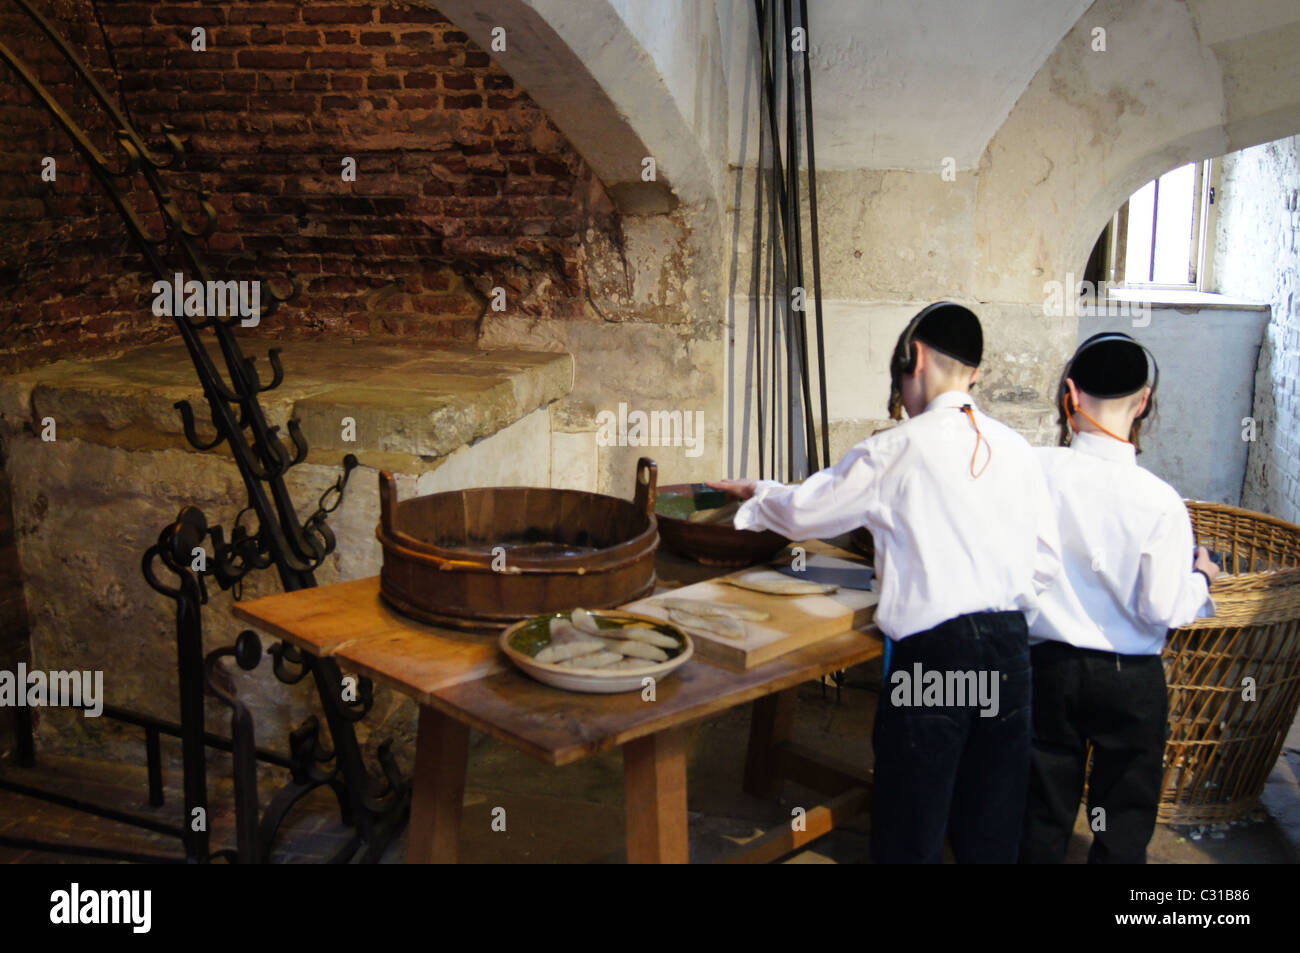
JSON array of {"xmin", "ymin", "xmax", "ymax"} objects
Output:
[{"xmin": 0, "ymin": 341, "xmax": 574, "ymax": 770}]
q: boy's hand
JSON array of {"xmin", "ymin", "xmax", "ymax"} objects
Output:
[
  {"xmin": 706, "ymin": 479, "xmax": 757, "ymax": 500},
  {"xmin": 1194, "ymin": 546, "xmax": 1221, "ymax": 584}
]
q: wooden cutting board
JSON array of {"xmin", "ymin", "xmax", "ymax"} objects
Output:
[{"xmin": 624, "ymin": 565, "xmax": 878, "ymax": 671}]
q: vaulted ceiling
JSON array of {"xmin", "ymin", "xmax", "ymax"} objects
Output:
[{"xmin": 719, "ymin": 0, "xmax": 1095, "ymax": 171}]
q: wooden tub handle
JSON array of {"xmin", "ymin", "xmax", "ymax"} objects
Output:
[
  {"xmin": 634, "ymin": 456, "xmax": 658, "ymax": 519},
  {"xmin": 378, "ymin": 469, "xmax": 399, "ymax": 534}
]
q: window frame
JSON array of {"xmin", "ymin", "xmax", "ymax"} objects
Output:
[{"xmin": 1107, "ymin": 157, "xmax": 1219, "ymax": 292}]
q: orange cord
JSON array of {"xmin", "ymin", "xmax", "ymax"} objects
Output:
[
  {"xmin": 959, "ymin": 405, "xmax": 992, "ymax": 478},
  {"xmin": 1064, "ymin": 396, "xmax": 1131, "ymax": 444}
]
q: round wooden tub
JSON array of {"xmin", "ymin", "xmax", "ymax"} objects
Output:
[{"xmin": 376, "ymin": 457, "xmax": 660, "ymax": 631}]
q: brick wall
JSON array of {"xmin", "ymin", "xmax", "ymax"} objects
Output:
[
  {"xmin": 1214, "ymin": 134, "xmax": 1300, "ymax": 525},
  {"xmin": 0, "ymin": 0, "xmax": 620, "ymax": 374},
  {"xmin": 0, "ymin": 1, "xmax": 623, "ymax": 755},
  {"xmin": 0, "ymin": 0, "xmax": 156, "ymax": 374}
]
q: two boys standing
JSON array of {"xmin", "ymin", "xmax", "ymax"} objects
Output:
[{"xmin": 710, "ymin": 304, "xmax": 1218, "ymax": 864}]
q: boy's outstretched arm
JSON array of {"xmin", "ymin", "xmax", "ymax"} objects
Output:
[{"xmin": 707, "ymin": 443, "xmax": 886, "ymax": 542}]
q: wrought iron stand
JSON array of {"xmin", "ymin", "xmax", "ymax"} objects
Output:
[{"xmin": 0, "ymin": 0, "xmax": 410, "ymax": 862}]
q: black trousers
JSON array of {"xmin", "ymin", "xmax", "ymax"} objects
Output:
[
  {"xmin": 870, "ymin": 610, "xmax": 1031, "ymax": 864},
  {"xmin": 1019, "ymin": 640, "xmax": 1168, "ymax": 864}
]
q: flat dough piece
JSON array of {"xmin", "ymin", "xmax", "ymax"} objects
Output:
[
  {"xmin": 606, "ymin": 658, "xmax": 658, "ymax": 672},
  {"xmin": 658, "ymin": 598, "xmax": 769, "ymax": 622},
  {"xmin": 549, "ymin": 619, "xmax": 588, "ymax": 645},
  {"xmin": 668, "ymin": 608, "xmax": 746, "ymax": 641},
  {"xmin": 570, "ymin": 607, "xmax": 604, "ymax": 634},
  {"xmin": 618, "ymin": 626, "xmax": 680, "ymax": 650},
  {"xmin": 597, "ymin": 638, "xmax": 669, "ymax": 662},
  {"xmin": 535, "ymin": 639, "xmax": 604, "ymax": 664},
  {"xmin": 723, "ymin": 573, "xmax": 838, "ymax": 596},
  {"xmin": 558, "ymin": 651, "xmax": 623, "ymax": 669}
]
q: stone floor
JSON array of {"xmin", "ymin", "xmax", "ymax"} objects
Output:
[{"xmin": 1, "ymin": 659, "xmax": 1296, "ymax": 864}]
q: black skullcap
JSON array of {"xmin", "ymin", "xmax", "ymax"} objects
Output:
[
  {"xmin": 912, "ymin": 302, "xmax": 983, "ymax": 367},
  {"xmin": 1069, "ymin": 333, "xmax": 1152, "ymax": 398}
]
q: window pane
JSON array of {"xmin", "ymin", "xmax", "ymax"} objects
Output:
[
  {"xmin": 1151, "ymin": 162, "xmax": 1195, "ymax": 283},
  {"xmin": 1125, "ymin": 180, "xmax": 1155, "ymax": 282}
]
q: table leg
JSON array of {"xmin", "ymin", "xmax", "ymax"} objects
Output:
[
  {"xmin": 744, "ymin": 688, "xmax": 797, "ymax": 798},
  {"xmin": 623, "ymin": 727, "xmax": 690, "ymax": 864},
  {"xmin": 405, "ymin": 704, "xmax": 470, "ymax": 864}
]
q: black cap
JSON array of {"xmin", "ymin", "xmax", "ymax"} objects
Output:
[
  {"xmin": 1069, "ymin": 333, "xmax": 1152, "ymax": 398},
  {"xmin": 912, "ymin": 302, "xmax": 983, "ymax": 367}
]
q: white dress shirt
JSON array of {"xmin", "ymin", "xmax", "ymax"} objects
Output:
[
  {"xmin": 734, "ymin": 390, "xmax": 1062, "ymax": 641},
  {"xmin": 1029, "ymin": 431, "xmax": 1215, "ymax": 655}
]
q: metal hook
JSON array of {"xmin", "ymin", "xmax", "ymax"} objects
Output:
[{"xmin": 174, "ymin": 400, "xmax": 225, "ymax": 451}]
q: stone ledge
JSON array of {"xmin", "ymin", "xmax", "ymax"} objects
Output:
[{"xmin": 0, "ymin": 340, "xmax": 574, "ymax": 464}]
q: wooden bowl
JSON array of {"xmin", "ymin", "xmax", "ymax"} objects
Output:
[
  {"xmin": 499, "ymin": 610, "xmax": 694, "ymax": 694},
  {"xmin": 654, "ymin": 483, "xmax": 788, "ymax": 567},
  {"xmin": 377, "ymin": 458, "xmax": 660, "ymax": 631}
]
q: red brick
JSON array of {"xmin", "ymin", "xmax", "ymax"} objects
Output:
[
  {"xmin": 154, "ymin": 7, "xmax": 226, "ymax": 26},
  {"xmin": 384, "ymin": 51, "xmax": 425, "ymax": 67},
  {"xmin": 442, "ymin": 73, "xmax": 477, "ymax": 91},
  {"xmin": 250, "ymin": 27, "xmax": 285, "ymax": 45},
  {"xmin": 238, "ymin": 50, "xmax": 310, "ymax": 70},
  {"xmin": 533, "ymin": 157, "xmax": 571, "ymax": 177},
  {"xmin": 393, "ymin": 92, "xmax": 437, "ymax": 109},
  {"xmin": 302, "ymin": 6, "xmax": 374, "ymax": 25},
  {"xmin": 228, "ymin": 5, "xmax": 300, "ymax": 25},
  {"xmin": 132, "ymin": 91, "xmax": 180, "ymax": 112},
  {"xmin": 361, "ymin": 31, "xmax": 396, "ymax": 46},
  {"xmin": 444, "ymin": 94, "xmax": 483, "ymax": 110},
  {"xmin": 309, "ymin": 51, "xmax": 372, "ymax": 69},
  {"xmin": 186, "ymin": 71, "xmax": 223, "ymax": 91},
  {"xmin": 379, "ymin": 7, "xmax": 444, "ymax": 23},
  {"xmin": 257, "ymin": 72, "xmax": 295, "ymax": 92},
  {"xmin": 100, "ymin": 3, "xmax": 156, "ymax": 25}
]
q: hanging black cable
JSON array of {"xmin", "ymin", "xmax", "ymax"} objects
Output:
[
  {"xmin": 799, "ymin": 0, "xmax": 831, "ymax": 470},
  {"xmin": 749, "ymin": 0, "xmax": 827, "ymax": 482},
  {"xmin": 785, "ymin": 0, "xmax": 819, "ymax": 476}
]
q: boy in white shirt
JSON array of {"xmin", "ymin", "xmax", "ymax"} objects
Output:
[
  {"xmin": 710, "ymin": 302, "xmax": 1061, "ymax": 863},
  {"xmin": 1020, "ymin": 333, "xmax": 1219, "ymax": 863}
]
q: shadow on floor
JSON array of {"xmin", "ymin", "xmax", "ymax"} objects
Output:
[{"xmin": 1, "ymin": 659, "xmax": 1294, "ymax": 863}]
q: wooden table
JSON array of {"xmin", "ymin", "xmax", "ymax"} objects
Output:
[{"xmin": 233, "ymin": 574, "xmax": 883, "ymax": 863}]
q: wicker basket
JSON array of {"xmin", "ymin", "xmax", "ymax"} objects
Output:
[{"xmin": 1159, "ymin": 502, "xmax": 1300, "ymax": 824}]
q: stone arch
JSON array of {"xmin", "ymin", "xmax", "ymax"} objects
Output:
[
  {"xmin": 974, "ymin": 0, "xmax": 1300, "ymax": 303},
  {"xmin": 426, "ymin": 0, "xmax": 720, "ymax": 213}
]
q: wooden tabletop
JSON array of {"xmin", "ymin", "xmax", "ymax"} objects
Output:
[{"xmin": 232, "ymin": 544, "xmax": 884, "ymax": 766}]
